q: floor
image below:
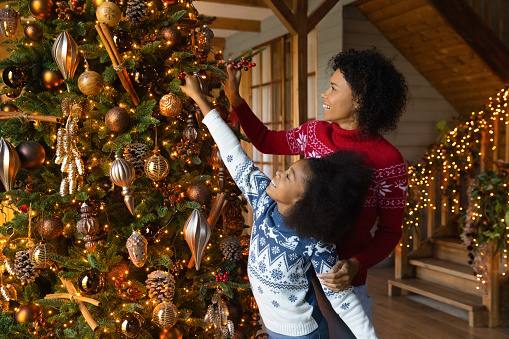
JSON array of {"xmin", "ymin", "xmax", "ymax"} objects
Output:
[{"xmin": 368, "ymin": 266, "xmax": 509, "ymax": 339}]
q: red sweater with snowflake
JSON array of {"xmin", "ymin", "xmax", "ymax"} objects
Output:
[{"xmin": 233, "ymin": 100, "xmax": 407, "ymax": 286}]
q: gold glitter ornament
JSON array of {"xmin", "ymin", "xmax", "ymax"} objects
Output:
[
  {"xmin": 152, "ymin": 301, "xmax": 178, "ymax": 329},
  {"xmin": 159, "ymin": 93, "xmax": 182, "ymax": 117},
  {"xmin": 183, "ymin": 209, "xmax": 211, "ymax": 270},
  {"xmin": 126, "ymin": 231, "xmax": 148, "ymax": 267},
  {"xmin": 144, "ymin": 151, "xmax": 170, "ymax": 181},
  {"xmin": 109, "ymin": 155, "xmax": 136, "ymax": 215}
]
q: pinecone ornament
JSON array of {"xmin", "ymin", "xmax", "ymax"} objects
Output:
[
  {"xmin": 124, "ymin": 143, "xmax": 150, "ymax": 178},
  {"xmin": 14, "ymin": 250, "xmax": 40, "ymax": 284},
  {"xmin": 220, "ymin": 236, "xmax": 242, "ymax": 261},
  {"xmin": 126, "ymin": 0, "xmax": 148, "ymax": 24},
  {"xmin": 146, "ymin": 270, "xmax": 175, "ymax": 303}
]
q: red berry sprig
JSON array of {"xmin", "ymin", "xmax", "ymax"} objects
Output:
[
  {"xmin": 114, "ymin": 279, "xmax": 141, "ymax": 301},
  {"xmin": 215, "ymin": 270, "xmax": 229, "ymax": 283},
  {"xmin": 177, "ymin": 71, "xmax": 186, "ymax": 85},
  {"xmin": 231, "ymin": 57, "xmax": 256, "ymax": 71}
]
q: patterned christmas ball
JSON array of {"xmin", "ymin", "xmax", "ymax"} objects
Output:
[
  {"xmin": 145, "ymin": 154, "xmax": 170, "ymax": 181},
  {"xmin": 78, "ymin": 70, "xmax": 104, "ymax": 96},
  {"xmin": 96, "ymin": 1, "xmax": 121, "ymax": 27},
  {"xmin": 15, "ymin": 303, "xmax": 40, "ymax": 323},
  {"xmin": 41, "ymin": 69, "xmax": 64, "ymax": 90},
  {"xmin": 29, "ymin": 243, "xmax": 54, "ymax": 268},
  {"xmin": 37, "ymin": 216, "xmax": 64, "ymax": 240},
  {"xmin": 186, "ymin": 181, "xmax": 211, "ymax": 205},
  {"xmin": 24, "ymin": 23, "xmax": 43, "ymax": 42},
  {"xmin": 2, "ymin": 66, "xmax": 28, "ymax": 89},
  {"xmin": 159, "ymin": 93, "xmax": 182, "ymax": 117},
  {"xmin": 152, "ymin": 301, "xmax": 178, "ymax": 329},
  {"xmin": 160, "ymin": 26, "xmax": 181, "ymax": 47},
  {"xmin": 29, "ymin": 0, "xmax": 54, "ymax": 20},
  {"xmin": 116, "ymin": 312, "xmax": 144, "ymax": 338},
  {"xmin": 77, "ymin": 269, "xmax": 105, "ymax": 295},
  {"xmin": 105, "ymin": 107, "xmax": 130, "ymax": 133},
  {"xmin": 16, "ymin": 141, "xmax": 46, "ymax": 170}
]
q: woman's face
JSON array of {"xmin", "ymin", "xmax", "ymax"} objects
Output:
[
  {"xmin": 266, "ymin": 159, "xmax": 310, "ymax": 216},
  {"xmin": 321, "ymin": 69, "xmax": 358, "ymax": 129}
]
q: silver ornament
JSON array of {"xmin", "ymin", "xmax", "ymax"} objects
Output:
[
  {"xmin": 0, "ymin": 138, "xmax": 20, "ymax": 191},
  {"xmin": 0, "ymin": 284, "xmax": 16, "ymax": 301},
  {"xmin": 183, "ymin": 209, "xmax": 211, "ymax": 270},
  {"xmin": 110, "ymin": 155, "xmax": 136, "ymax": 215},
  {"xmin": 152, "ymin": 301, "xmax": 178, "ymax": 329},
  {"xmin": 52, "ymin": 30, "xmax": 79, "ymax": 80},
  {"xmin": 126, "ymin": 231, "xmax": 148, "ymax": 267}
]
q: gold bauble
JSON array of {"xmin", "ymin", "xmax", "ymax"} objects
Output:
[
  {"xmin": 29, "ymin": 0, "xmax": 54, "ymax": 20},
  {"xmin": 96, "ymin": 1, "xmax": 121, "ymax": 27},
  {"xmin": 78, "ymin": 70, "xmax": 104, "ymax": 96},
  {"xmin": 145, "ymin": 154, "xmax": 170, "ymax": 181},
  {"xmin": 159, "ymin": 93, "xmax": 182, "ymax": 117},
  {"xmin": 29, "ymin": 243, "xmax": 55, "ymax": 268},
  {"xmin": 15, "ymin": 303, "xmax": 40, "ymax": 323},
  {"xmin": 152, "ymin": 301, "xmax": 178, "ymax": 329},
  {"xmin": 105, "ymin": 107, "xmax": 130, "ymax": 133}
]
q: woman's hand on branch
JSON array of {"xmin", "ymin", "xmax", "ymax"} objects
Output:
[
  {"xmin": 225, "ymin": 64, "xmax": 243, "ymax": 106},
  {"xmin": 180, "ymin": 74, "xmax": 212, "ymax": 115}
]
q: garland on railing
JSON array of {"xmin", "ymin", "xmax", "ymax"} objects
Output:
[{"xmin": 403, "ymin": 87, "xmax": 509, "ymax": 285}]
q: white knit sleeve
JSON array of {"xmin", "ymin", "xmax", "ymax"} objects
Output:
[
  {"xmin": 202, "ymin": 110, "xmax": 270, "ymax": 212},
  {"xmin": 310, "ymin": 242, "xmax": 377, "ymax": 339}
]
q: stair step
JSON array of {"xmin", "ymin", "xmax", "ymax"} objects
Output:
[
  {"xmin": 409, "ymin": 257, "xmax": 476, "ymax": 281},
  {"xmin": 430, "ymin": 236, "xmax": 465, "ymax": 249},
  {"xmin": 388, "ymin": 278, "xmax": 487, "ymax": 326},
  {"xmin": 430, "ymin": 236, "xmax": 469, "ymax": 265}
]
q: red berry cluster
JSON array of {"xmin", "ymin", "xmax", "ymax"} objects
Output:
[
  {"xmin": 231, "ymin": 58, "xmax": 256, "ymax": 71},
  {"xmin": 161, "ymin": 184, "xmax": 185, "ymax": 208},
  {"xmin": 114, "ymin": 279, "xmax": 141, "ymax": 301},
  {"xmin": 177, "ymin": 71, "xmax": 186, "ymax": 84},
  {"xmin": 215, "ymin": 270, "xmax": 229, "ymax": 283},
  {"xmin": 170, "ymin": 139, "xmax": 200, "ymax": 163},
  {"xmin": 69, "ymin": 0, "xmax": 85, "ymax": 12},
  {"xmin": 28, "ymin": 315, "xmax": 57, "ymax": 338}
]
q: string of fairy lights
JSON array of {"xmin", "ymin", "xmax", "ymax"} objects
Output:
[{"xmin": 404, "ymin": 87, "xmax": 509, "ymax": 292}]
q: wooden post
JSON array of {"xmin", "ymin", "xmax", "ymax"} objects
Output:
[
  {"xmin": 481, "ymin": 130, "xmax": 487, "ymax": 172},
  {"xmin": 505, "ymin": 121, "xmax": 509, "ymax": 162},
  {"xmin": 427, "ymin": 175, "xmax": 436, "ymax": 239},
  {"xmin": 440, "ymin": 168, "xmax": 449, "ymax": 226},
  {"xmin": 493, "ymin": 117, "xmax": 499, "ymax": 169},
  {"xmin": 484, "ymin": 241, "xmax": 500, "ymax": 327}
]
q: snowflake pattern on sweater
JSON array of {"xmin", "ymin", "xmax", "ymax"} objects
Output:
[{"xmin": 202, "ymin": 111, "xmax": 377, "ymax": 338}]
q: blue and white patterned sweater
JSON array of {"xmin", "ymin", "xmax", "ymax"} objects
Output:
[{"xmin": 203, "ymin": 110, "xmax": 376, "ymax": 338}]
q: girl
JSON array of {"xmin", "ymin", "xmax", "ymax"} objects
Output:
[
  {"xmin": 225, "ymin": 48, "xmax": 409, "ymax": 337},
  {"xmin": 181, "ymin": 74, "xmax": 376, "ymax": 339}
]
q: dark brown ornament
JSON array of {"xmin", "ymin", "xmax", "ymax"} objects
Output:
[
  {"xmin": 213, "ymin": 104, "xmax": 229, "ymax": 121},
  {"xmin": 234, "ymin": 330, "xmax": 248, "ymax": 339},
  {"xmin": 160, "ymin": 26, "xmax": 181, "ymax": 47},
  {"xmin": 140, "ymin": 222, "xmax": 162, "ymax": 243},
  {"xmin": 130, "ymin": 63, "xmax": 157, "ymax": 88},
  {"xmin": 186, "ymin": 181, "xmax": 211, "ymax": 205},
  {"xmin": 24, "ymin": 22, "xmax": 43, "ymax": 42},
  {"xmin": 116, "ymin": 312, "xmax": 144, "ymax": 338},
  {"xmin": 2, "ymin": 66, "xmax": 28, "ymax": 89},
  {"xmin": 159, "ymin": 326, "xmax": 183, "ymax": 339},
  {"xmin": 182, "ymin": 112, "xmax": 199, "ymax": 142},
  {"xmin": 29, "ymin": 0, "xmax": 54, "ymax": 20},
  {"xmin": 107, "ymin": 260, "xmax": 129, "ymax": 281},
  {"xmin": 37, "ymin": 216, "xmax": 64, "ymax": 240},
  {"xmin": 77, "ymin": 269, "xmax": 105, "ymax": 295},
  {"xmin": 41, "ymin": 69, "xmax": 64, "ymax": 90},
  {"xmin": 15, "ymin": 303, "xmax": 40, "ymax": 323},
  {"xmin": 0, "ymin": 102, "xmax": 19, "ymax": 112},
  {"xmin": 105, "ymin": 107, "xmax": 130, "ymax": 133},
  {"xmin": 15, "ymin": 140, "xmax": 46, "ymax": 170},
  {"xmin": 76, "ymin": 203, "xmax": 100, "ymax": 251},
  {"xmin": 112, "ymin": 30, "xmax": 132, "ymax": 53}
]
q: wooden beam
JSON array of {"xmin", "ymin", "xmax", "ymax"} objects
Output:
[
  {"xmin": 198, "ymin": 0, "xmax": 268, "ymax": 7},
  {"xmin": 293, "ymin": 0, "xmax": 308, "ymax": 126},
  {"xmin": 263, "ymin": 0, "xmax": 298, "ymax": 35},
  {"xmin": 307, "ymin": 0, "xmax": 340, "ymax": 33},
  {"xmin": 426, "ymin": 0, "xmax": 509, "ymax": 82},
  {"xmin": 209, "ymin": 17, "xmax": 261, "ymax": 32}
]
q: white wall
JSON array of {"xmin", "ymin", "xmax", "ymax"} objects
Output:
[{"xmin": 224, "ymin": 4, "xmax": 459, "ymax": 163}]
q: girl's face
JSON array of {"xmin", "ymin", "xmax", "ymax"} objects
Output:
[
  {"xmin": 321, "ymin": 69, "xmax": 359, "ymax": 130},
  {"xmin": 266, "ymin": 159, "xmax": 310, "ymax": 216}
]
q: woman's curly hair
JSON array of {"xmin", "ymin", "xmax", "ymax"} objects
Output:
[
  {"xmin": 283, "ymin": 150, "xmax": 373, "ymax": 245},
  {"xmin": 328, "ymin": 48, "xmax": 409, "ymax": 136}
]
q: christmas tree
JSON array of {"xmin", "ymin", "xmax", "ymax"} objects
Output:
[{"xmin": 0, "ymin": 0, "xmax": 261, "ymax": 337}]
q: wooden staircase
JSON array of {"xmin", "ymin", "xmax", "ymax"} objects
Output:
[{"xmin": 389, "ymin": 237, "xmax": 488, "ymax": 327}]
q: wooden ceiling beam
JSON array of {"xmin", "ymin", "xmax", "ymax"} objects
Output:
[
  {"xmin": 262, "ymin": 0, "xmax": 298, "ymax": 35},
  {"xmin": 209, "ymin": 17, "xmax": 261, "ymax": 32},
  {"xmin": 307, "ymin": 0, "xmax": 340, "ymax": 33},
  {"xmin": 198, "ymin": 0, "xmax": 268, "ymax": 7}
]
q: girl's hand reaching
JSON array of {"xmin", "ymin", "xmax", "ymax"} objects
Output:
[
  {"xmin": 225, "ymin": 64, "xmax": 243, "ymax": 106},
  {"xmin": 180, "ymin": 74, "xmax": 213, "ymax": 116}
]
